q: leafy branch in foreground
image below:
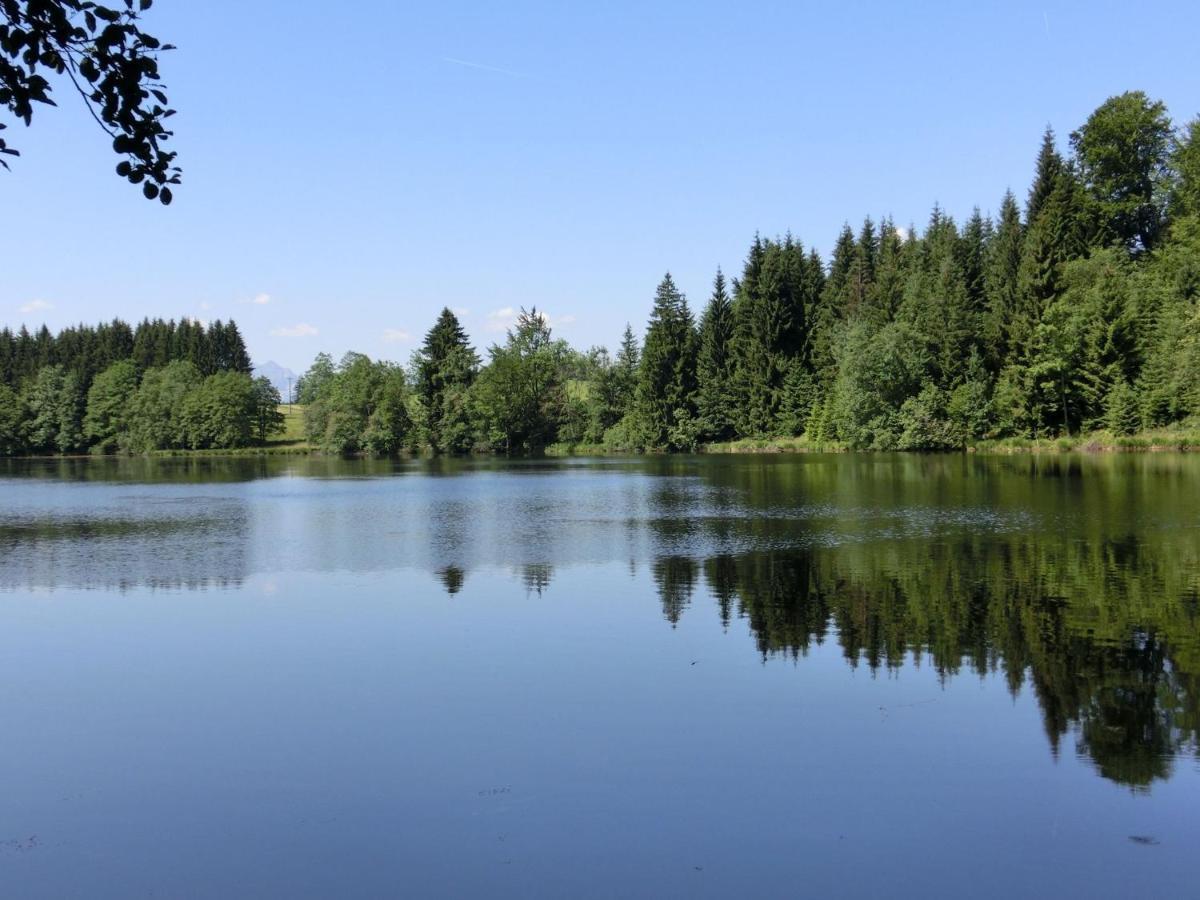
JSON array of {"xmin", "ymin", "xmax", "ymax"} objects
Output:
[{"xmin": 0, "ymin": 0, "xmax": 179, "ymax": 202}]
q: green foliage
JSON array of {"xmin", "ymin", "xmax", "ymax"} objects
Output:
[
  {"xmin": 0, "ymin": 381, "xmax": 23, "ymax": 454},
  {"xmin": 897, "ymin": 384, "xmax": 961, "ymax": 450},
  {"xmin": 180, "ymin": 372, "xmax": 257, "ymax": 449},
  {"xmin": 22, "ymin": 364, "xmax": 83, "ymax": 452},
  {"xmin": 730, "ymin": 237, "xmax": 815, "ymax": 435},
  {"xmin": 251, "ymin": 377, "xmax": 286, "ymax": 444},
  {"xmin": 472, "ymin": 308, "xmax": 567, "ymax": 454},
  {"xmin": 695, "ymin": 269, "xmax": 736, "ymax": 440},
  {"xmin": 304, "ymin": 353, "xmax": 412, "ymax": 455},
  {"xmin": 634, "ymin": 274, "xmax": 697, "ymax": 449},
  {"xmin": 296, "ymin": 352, "xmax": 335, "ymax": 405},
  {"xmin": 982, "ymin": 191, "xmax": 1023, "ymax": 372},
  {"xmin": 123, "ymin": 360, "xmax": 202, "ymax": 452},
  {"xmin": 84, "ymin": 359, "xmax": 138, "ymax": 453},
  {"xmin": 1104, "ymin": 378, "xmax": 1141, "ymax": 435},
  {"xmin": 414, "ymin": 308, "xmax": 478, "ymax": 454},
  {"xmin": 0, "ymin": 1, "xmax": 180, "ymax": 198},
  {"xmin": 1070, "ymin": 91, "xmax": 1173, "ymax": 251},
  {"xmin": 1171, "ymin": 118, "xmax": 1200, "ymax": 218},
  {"xmin": 828, "ymin": 322, "xmax": 929, "ymax": 449}
]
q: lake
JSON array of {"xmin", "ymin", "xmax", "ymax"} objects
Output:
[{"xmin": 1, "ymin": 453, "xmax": 1198, "ymax": 898}]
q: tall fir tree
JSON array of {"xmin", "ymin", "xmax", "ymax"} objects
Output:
[
  {"xmin": 982, "ymin": 191, "xmax": 1024, "ymax": 372},
  {"xmin": 634, "ymin": 274, "xmax": 697, "ymax": 449},
  {"xmin": 695, "ymin": 268, "xmax": 737, "ymax": 440},
  {"xmin": 415, "ymin": 308, "xmax": 479, "ymax": 453}
]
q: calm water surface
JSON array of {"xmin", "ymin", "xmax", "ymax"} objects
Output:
[{"xmin": 1, "ymin": 453, "xmax": 1198, "ymax": 898}]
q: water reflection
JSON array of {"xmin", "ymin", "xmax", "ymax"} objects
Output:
[
  {"xmin": 1, "ymin": 452, "xmax": 1198, "ymax": 790},
  {"xmin": 662, "ymin": 543, "xmax": 1199, "ymax": 790}
]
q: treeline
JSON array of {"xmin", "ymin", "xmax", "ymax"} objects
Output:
[
  {"xmin": 301, "ymin": 90, "xmax": 1200, "ymax": 454},
  {"xmin": 0, "ymin": 318, "xmax": 283, "ymax": 454}
]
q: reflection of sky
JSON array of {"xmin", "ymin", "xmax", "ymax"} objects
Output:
[
  {"xmin": 2, "ymin": 564, "xmax": 1198, "ymax": 898},
  {"xmin": 0, "ymin": 466, "xmax": 1045, "ymax": 591},
  {"xmin": 1, "ymin": 453, "xmax": 1197, "ymax": 591}
]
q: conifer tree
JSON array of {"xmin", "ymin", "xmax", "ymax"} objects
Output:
[
  {"xmin": 1027, "ymin": 127, "xmax": 1064, "ymax": 225},
  {"xmin": 695, "ymin": 269, "xmax": 737, "ymax": 440},
  {"xmin": 865, "ymin": 218, "xmax": 905, "ymax": 327},
  {"xmin": 982, "ymin": 191, "xmax": 1024, "ymax": 372},
  {"xmin": 414, "ymin": 308, "xmax": 479, "ymax": 453},
  {"xmin": 634, "ymin": 274, "xmax": 697, "ymax": 448},
  {"xmin": 1170, "ymin": 118, "xmax": 1200, "ymax": 218},
  {"xmin": 730, "ymin": 238, "xmax": 810, "ymax": 434}
]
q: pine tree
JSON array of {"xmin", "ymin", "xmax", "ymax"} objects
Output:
[
  {"xmin": 865, "ymin": 218, "xmax": 905, "ymax": 327},
  {"xmin": 634, "ymin": 274, "xmax": 696, "ymax": 448},
  {"xmin": 695, "ymin": 268, "xmax": 736, "ymax": 440},
  {"xmin": 415, "ymin": 308, "xmax": 479, "ymax": 453},
  {"xmin": 982, "ymin": 191, "xmax": 1023, "ymax": 372},
  {"xmin": 1027, "ymin": 127, "xmax": 1064, "ymax": 225},
  {"xmin": 730, "ymin": 238, "xmax": 811, "ymax": 435},
  {"xmin": 1104, "ymin": 378, "xmax": 1141, "ymax": 435},
  {"xmin": 809, "ymin": 224, "xmax": 856, "ymax": 382},
  {"xmin": 1170, "ymin": 117, "xmax": 1200, "ymax": 218}
]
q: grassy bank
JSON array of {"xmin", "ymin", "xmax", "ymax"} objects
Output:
[
  {"xmin": 549, "ymin": 427, "xmax": 1200, "ymax": 457},
  {"xmin": 972, "ymin": 428, "xmax": 1200, "ymax": 454}
]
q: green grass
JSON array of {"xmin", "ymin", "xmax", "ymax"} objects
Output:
[
  {"xmin": 277, "ymin": 404, "xmax": 308, "ymax": 443},
  {"xmin": 701, "ymin": 436, "xmax": 844, "ymax": 454},
  {"xmin": 972, "ymin": 426, "xmax": 1200, "ymax": 454}
]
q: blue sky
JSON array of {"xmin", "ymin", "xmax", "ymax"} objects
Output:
[{"xmin": 2, "ymin": 0, "xmax": 1198, "ymax": 373}]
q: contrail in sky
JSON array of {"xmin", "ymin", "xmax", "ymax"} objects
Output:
[{"xmin": 441, "ymin": 56, "xmax": 525, "ymax": 77}]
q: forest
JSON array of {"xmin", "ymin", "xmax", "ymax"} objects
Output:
[
  {"xmin": 0, "ymin": 318, "xmax": 284, "ymax": 453},
  {"xmin": 299, "ymin": 90, "xmax": 1200, "ymax": 455},
  {"xmin": 2, "ymin": 90, "xmax": 1198, "ymax": 457}
]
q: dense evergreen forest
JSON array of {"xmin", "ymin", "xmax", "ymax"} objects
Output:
[
  {"xmin": 300, "ymin": 90, "xmax": 1200, "ymax": 455},
  {"xmin": 0, "ymin": 318, "xmax": 285, "ymax": 453}
]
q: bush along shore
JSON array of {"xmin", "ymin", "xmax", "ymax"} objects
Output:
[{"xmin": 4, "ymin": 91, "xmax": 1199, "ymax": 460}]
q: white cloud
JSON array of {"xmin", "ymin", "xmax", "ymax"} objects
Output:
[
  {"xmin": 270, "ymin": 323, "xmax": 319, "ymax": 338},
  {"xmin": 895, "ymin": 226, "xmax": 911, "ymax": 242},
  {"xmin": 486, "ymin": 306, "xmax": 518, "ymax": 332},
  {"xmin": 240, "ymin": 292, "xmax": 271, "ymax": 305},
  {"xmin": 452, "ymin": 307, "xmax": 471, "ymax": 317},
  {"xmin": 382, "ymin": 328, "xmax": 412, "ymax": 343},
  {"xmin": 200, "ymin": 301, "xmax": 212, "ymax": 311},
  {"xmin": 18, "ymin": 298, "xmax": 53, "ymax": 314}
]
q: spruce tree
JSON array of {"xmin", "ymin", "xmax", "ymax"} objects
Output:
[
  {"xmin": 695, "ymin": 269, "xmax": 736, "ymax": 440},
  {"xmin": 982, "ymin": 191, "xmax": 1024, "ymax": 372},
  {"xmin": 730, "ymin": 238, "xmax": 810, "ymax": 435},
  {"xmin": 415, "ymin": 308, "xmax": 479, "ymax": 453},
  {"xmin": 1027, "ymin": 127, "xmax": 1064, "ymax": 225},
  {"xmin": 634, "ymin": 274, "xmax": 696, "ymax": 448},
  {"xmin": 1170, "ymin": 117, "xmax": 1200, "ymax": 218}
]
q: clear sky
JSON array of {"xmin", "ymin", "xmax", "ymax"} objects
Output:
[{"xmin": 2, "ymin": 0, "xmax": 1198, "ymax": 373}]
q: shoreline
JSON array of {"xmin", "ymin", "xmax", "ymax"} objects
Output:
[{"xmin": 5, "ymin": 429, "xmax": 1199, "ymax": 462}]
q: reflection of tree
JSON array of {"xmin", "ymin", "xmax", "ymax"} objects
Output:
[
  {"xmin": 521, "ymin": 564, "xmax": 554, "ymax": 596},
  {"xmin": 653, "ymin": 556, "xmax": 698, "ymax": 626},
  {"xmin": 649, "ymin": 530, "xmax": 1200, "ymax": 789},
  {"xmin": 437, "ymin": 566, "xmax": 465, "ymax": 595}
]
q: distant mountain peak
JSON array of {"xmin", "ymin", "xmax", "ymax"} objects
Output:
[{"xmin": 252, "ymin": 360, "xmax": 298, "ymax": 401}]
